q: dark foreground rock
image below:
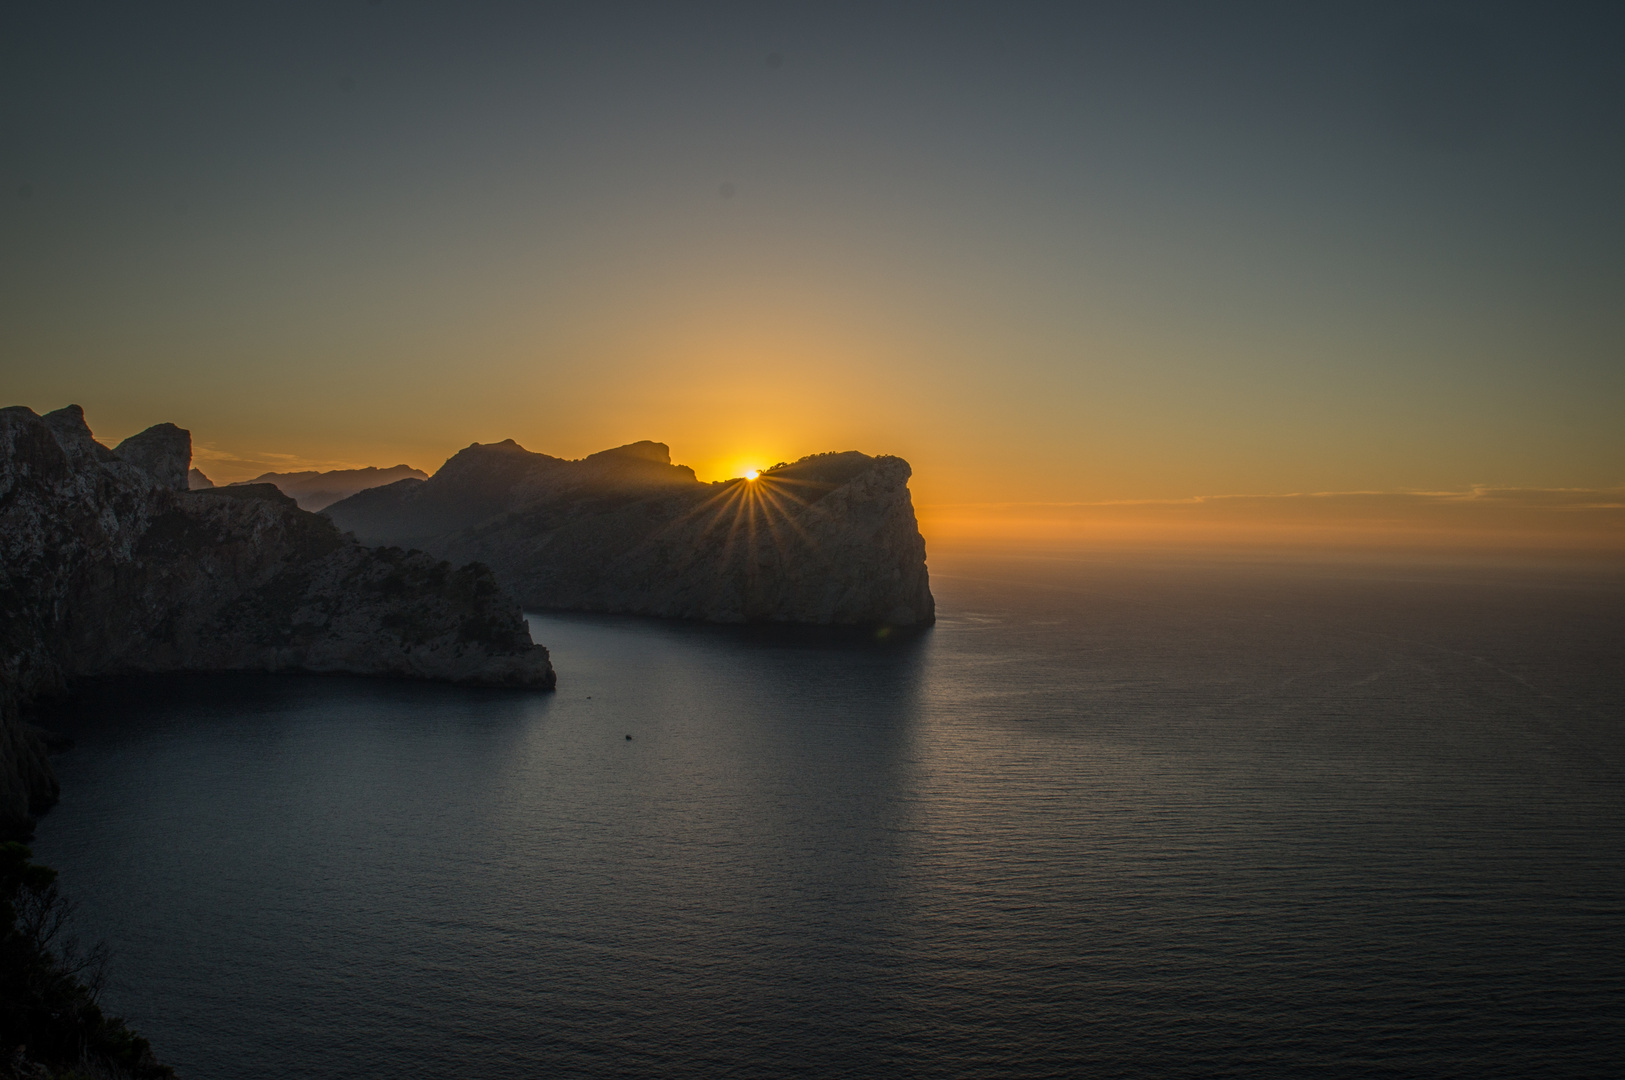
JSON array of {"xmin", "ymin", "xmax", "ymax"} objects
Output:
[
  {"xmin": 0, "ymin": 405, "xmax": 554, "ymax": 838},
  {"xmin": 2, "ymin": 841, "xmax": 175, "ymax": 1079},
  {"xmin": 326, "ymin": 442, "xmax": 936, "ymax": 626}
]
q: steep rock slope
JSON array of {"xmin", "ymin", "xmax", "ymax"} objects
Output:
[
  {"xmin": 0, "ymin": 405, "xmax": 554, "ymax": 836},
  {"xmin": 327, "ymin": 441, "xmax": 935, "ymax": 626}
]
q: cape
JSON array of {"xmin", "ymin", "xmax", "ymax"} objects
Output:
[{"xmin": 325, "ymin": 441, "xmax": 936, "ymax": 626}]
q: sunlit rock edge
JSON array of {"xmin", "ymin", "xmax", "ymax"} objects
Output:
[{"xmin": 325, "ymin": 442, "xmax": 937, "ymax": 627}]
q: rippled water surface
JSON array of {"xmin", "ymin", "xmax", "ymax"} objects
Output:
[{"xmin": 34, "ymin": 554, "xmax": 1625, "ymax": 1078}]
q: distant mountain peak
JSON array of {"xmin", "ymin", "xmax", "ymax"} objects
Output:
[
  {"xmin": 589, "ymin": 441, "xmax": 671, "ymax": 465},
  {"xmin": 466, "ymin": 439, "xmax": 535, "ymax": 455},
  {"xmin": 230, "ymin": 464, "xmax": 430, "ymax": 511}
]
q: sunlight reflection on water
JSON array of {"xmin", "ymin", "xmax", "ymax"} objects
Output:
[{"xmin": 32, "ymin": 555, "xmax": 1625, "ymax": 1078}]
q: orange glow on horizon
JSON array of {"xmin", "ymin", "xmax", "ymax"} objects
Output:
[{"xmin": 914, "ymin": 489, "xmax": 1625, "ymax": 559}]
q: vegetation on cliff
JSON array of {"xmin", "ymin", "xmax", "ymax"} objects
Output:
[{"xmin": 0, "ymin": 842, "xmax": 172, "ymax": 1079}]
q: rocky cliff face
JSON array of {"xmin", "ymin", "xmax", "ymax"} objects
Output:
[
  {"xmin": 0, "ymin": 405, "xmax": 554, "ymax": 837},
  {"xmin": 327, "ymin": 442, "xmax": 935, "ymax": 626}
]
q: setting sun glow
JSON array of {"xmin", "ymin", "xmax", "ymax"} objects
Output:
[{"xmin": 744, "ymin": 470, "xmax": 760, "ymax": 480}]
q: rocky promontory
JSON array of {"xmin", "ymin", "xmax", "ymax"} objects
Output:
[
  {"xmin": 0, "ymin": 405, "xmax": 554, "ymax": 838},
  {"xmin": 326, "ymin": 440, "xmax": 936, "ymax": 626}
]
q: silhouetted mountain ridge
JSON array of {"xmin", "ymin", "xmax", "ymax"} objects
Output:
[
  {"xmin": 328, "ymin": 439, "xmax": 700, "ymax": 547},
  {"xmin": 325, "ymin": 439, "xmax": 933, "ymax": 626},
  {"xmin": 229, "ymin": 464, "xmax": 429, "ymax": 510}
]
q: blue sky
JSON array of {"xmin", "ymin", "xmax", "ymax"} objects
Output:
[{"xmin": 3, "ymin": 2, "xmax": 1621, "ymax": 507}]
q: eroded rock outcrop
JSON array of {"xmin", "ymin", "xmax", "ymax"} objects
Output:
[
  {"xmin": 327, "ymin": 441, "xmax": 935, "ymax": 626},
  {"xmin": 112, "ymin": 423, "xmax": 190, "ymax": 492},
  {"xmin": 0, "ymin": 405, "xmax": 555, "ymax": 837}
]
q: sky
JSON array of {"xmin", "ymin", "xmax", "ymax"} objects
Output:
[{"xmin": 2, "ymin": 2, "xmax": 1622, "ymax": 546}]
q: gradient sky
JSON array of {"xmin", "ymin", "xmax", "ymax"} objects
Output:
[{"xmin": 3, "ymin": 2, "xmax": 1622, "ymax": 512}]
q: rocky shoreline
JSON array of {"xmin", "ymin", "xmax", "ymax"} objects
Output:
[
  {"xmin": 0, "ymin": 405, "xmax": 561, "ymax": 1077},
  {"xmin": 0, "ymin": 404, "xmax": 937, "ymax": 1077},
  {"xmin": 1, "ymin": 404, "xmax": 554, "ymax": 838}
]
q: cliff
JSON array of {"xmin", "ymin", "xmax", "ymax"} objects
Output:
[
  {"xmin": 0, "ymin": 405, "xmax": 554, "ymax": 838},
  {"xmin": 326, "ymin": 441, "xmax": 936, "ymax": 626}
]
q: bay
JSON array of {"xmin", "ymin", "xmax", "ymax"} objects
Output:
[{"xmin": 33, "ymin": 553, "xmax": 1625, "ymax": 1078}]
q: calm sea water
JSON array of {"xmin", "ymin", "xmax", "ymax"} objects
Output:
[{"xmin": 32, "ymin": 553, "xmax": 1625, "ymax": 1078}]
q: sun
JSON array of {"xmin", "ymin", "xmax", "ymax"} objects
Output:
[{"xmin": 744, "ymin": 469, "xmax": 760, "ymax": 480}]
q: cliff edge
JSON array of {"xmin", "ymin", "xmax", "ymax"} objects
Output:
[
  {"xmin": 0, "ymin": 405, "xmax": 555, "ymax": 837},
  {"xmin": 326, "ymin": 442, "xmax": 935, "ymax": 626}
]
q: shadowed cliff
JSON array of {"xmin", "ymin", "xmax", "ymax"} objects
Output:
[
  {"xmin": 326, "ymin": 441, "xmax": 935, "ymax": 626},
  {"xmin": 0, "ymin": 405, "xmax": 555, "ymax": 838}
]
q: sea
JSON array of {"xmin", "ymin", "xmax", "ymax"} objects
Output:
[{"xmin": 31, "ymin": 551, "xmax": 1625, "ymax": 1078}]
